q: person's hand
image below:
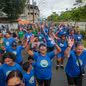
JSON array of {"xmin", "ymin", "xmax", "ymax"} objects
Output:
[
  {"xmin": 30, "ymin": 37, "xmax": 37, "ymax": 44},
  {"xmin": 68, "ymin": 38, "xmax": 74, "ymax": 48}
]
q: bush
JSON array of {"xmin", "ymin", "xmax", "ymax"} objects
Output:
[{"xmin": 80, "ymin": 30, "xmax": 86, "ymax": 39}]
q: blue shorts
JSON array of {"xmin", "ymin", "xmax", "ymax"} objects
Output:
[{"xmin": 57, "ymin": 52, "xmax": 65, "ymax": 58}]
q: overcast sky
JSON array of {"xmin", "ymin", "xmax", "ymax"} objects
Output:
[{"xmin": 30, "ymin": 0, "xmax": 76, "ymax": 17}]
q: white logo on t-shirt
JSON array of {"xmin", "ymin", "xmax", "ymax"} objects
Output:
[
  {"xmin": 12, "ymin": 51, "xmax": 17, "ymax": 55},
  {"xmin": 76, "ymin": 59, "xmax": 83, "ymax": 66},
  {"xmin": 51, "ymin": 40, "xmax": 55, "ymax": 45},
  {"xmin": 6, "ymin": 42, "xmax": 9, "ymax": 46},
  {"xmin": 60, "ymin": 43, "xmax": 64, "ymax": 47},
  {"xmin": 78, "ymin": 37, "xmax": 81, "ymax": 39},
  {"xmin": 48, "ymin": 38, "xmax": 55, "ymax": 44},
  {"xmin": 40, "ymin": 60, "xmax": 48, "ymax": 67},
  {"xmin": 6, "ymin": 71, "xmax": 11, "ymax": 76},
  {"xmin": 29, "ymin": 76, "xmax": 34, "ymax": 84},
  {"xmin": 27, "ymin": 35, "xmax": 30, "ymax": 39}
]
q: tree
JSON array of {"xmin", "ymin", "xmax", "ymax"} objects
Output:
[
  {"xmin": 0, "ymin": 0, "xmax": 26, "ymax": 20},
  {"xmin": 59, "ymin": 11, "xmax": 71, "ymax": 21},
  {"xmin": 47, "ymin": 12, "xmax": 59, "ymax": 22},
  {"xmin": 76, "ymin": 0, "xmax": 82, "ymax": 3},
  {"xmin": 47, "ymin": 5, "xmax": 86, "ymax": 22},
  {"xmin": 70, "ymin": 6, "xmax": 86, "ymax": 21}
]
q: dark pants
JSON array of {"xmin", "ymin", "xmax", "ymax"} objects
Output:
[
  {"xmin": 66, "ymin": 74, "xmax": 82, "ymax": 86},
  {"xmin": 47, "ymin": 47, "xmax": 54, "ymax": 52},
  {"xmin": 19, "ymin": 61, "xmax": 23, "ymax": 66},
  {"xmin": 37, "ymin": 79, "xmax": 51, "ymax": 86}
]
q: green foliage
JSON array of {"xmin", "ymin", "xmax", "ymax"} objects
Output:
[
  {"xmin": 0, "ymin": 0, "xmax": 26, "ymax": 20},
  {"xmin": 80, "ymin": 30, "xmax": 86, "ymax": 39},
  {"xmin": 59, "ymin": 11, "xmax": 71, "ymax": 21},
  {"xmin": 47, "ymin": 5, "xmax": 86, "ymax": 22},
  {"xmin": 70, "ymin": 6, "xmax": 86, "ymax": 21},
  {"xmin": 0, "ymin": 0, "xmax": 5, "ymax": 9},
  {"xmin": 47, "ymin": 12, "xmax": 59, "ymax": 22},
  {"xmin": 76, "ymin": 0, "xmax": 82, "ymax": 3},
  {"xmin": 83, "ymin": 40, "xmax": 86, "ymax": 48}
]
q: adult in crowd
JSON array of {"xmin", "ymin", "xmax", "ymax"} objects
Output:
[
  {"xmin": 26, "ymin": 36, "xmax": 61, "ymax": 86},
  {"xmin": 65, "ymin": 39, "xmax": 86, "ymax": 86}
]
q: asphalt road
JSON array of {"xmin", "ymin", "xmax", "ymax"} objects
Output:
[
  {"xmin": 51, "ymin": 58, "xmax": 86, "ymax": 86},
  {"xmin": 22, "ymin": 50, "xmax": 86, "ymax": 86}
]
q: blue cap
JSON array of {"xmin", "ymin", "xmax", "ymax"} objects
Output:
[{"xmin": 61, "ymin": 32, "xmax": 66, "ymax": 36}]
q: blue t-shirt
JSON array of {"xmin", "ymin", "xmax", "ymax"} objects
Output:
[
  {"xmin": 65, "ymin": 50, "xmax": 86, "ymax": 77},
  {"xmin": 44, "ymin": 27, "xmax": 49, "ymax": 34},
  {"xmin": 33, "ymin": 51, "xmax": 55, "ymax": 79},
  {"xmin": 25, "ymin": 32, "xmax": 33, "ymax": 41},
  {"xmin": 7, "ymin": 45, "xmax": 24, "ymax": 64},
  {"xmin": 16, "ymin": 45, "xmax": 24, "ymax": 64},
  {"xmin": 68, "ymin": 34, "xmax": 76, "ymax": 39},
  {"xmin": 58, "ymin": 39, "xmax": 68, "ymax": 52},
  {"xmin": 3, "ymin": 37, "xmax": 15, "ymax": 50},
  {"xmin": 1, "ymin": 63, "xmax": 22, "ymax": 82},
  {"xmin": 38, "ymin": 33, "xmax": 44, "ymax": 41},
  {"xmin": 57, "ymin": 39, "xmax": 68, "ymax": 58},
  {"xmin": 24, "ymin": 70, "xmax": 36, "ymax": 86},
  {"xmin": 44, "ymin": 34, "xmax": 55, "ymax": 47},
  {"xmin": 75, "ymin": 34, "xmax": 83, "ymax": 42},
  {"xmin": 0, "ymin": 66, "xmax": 6, "ymax": 86}
]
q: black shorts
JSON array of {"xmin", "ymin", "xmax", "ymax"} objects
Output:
[
  {"xmin": 37, "ymin": 78, "xmax": 51, "ymax": 86},
  {"xmin": 66, "ymin": 74, "xmax": 82, "ymax": 86}
]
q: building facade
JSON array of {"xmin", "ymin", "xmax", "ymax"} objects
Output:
[{"xmin": 20, "ymin": 0, "xmax": 40, "ymax": 22}]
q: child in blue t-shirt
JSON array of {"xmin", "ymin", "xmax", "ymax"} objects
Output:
[
  {"xmin": 75, "ymin": 31, "xmax": 83, "ymax": 42},
  {"xmin": 56, "ymin": 33, "xmax": 68, "ymax": 69},
  {"xmin": 3, "ymin": 31, "xmax": 15, "ymax": 51},
  {"xmin": 23, "ymin": 62, "xmax": 36, "ymax": 86},
  {"xmin": 7, "ymin": 41, "xmax": 24, "ymax": 65},
  {"xmin": 0, "ymin": 52, "xmax": 23, "ymax": 86}
]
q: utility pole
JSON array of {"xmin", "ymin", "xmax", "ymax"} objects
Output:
[
  {"xmin": 28, "ymin": 0, "xmax": 30, "ymax": 21},
  {"xmin": 32, "ymin": 0, "xmax": 35, "ymax": 23}
]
